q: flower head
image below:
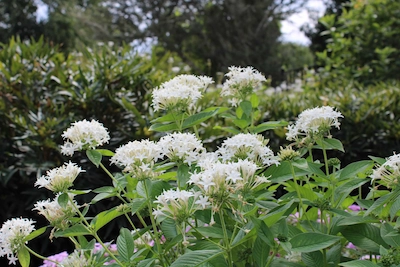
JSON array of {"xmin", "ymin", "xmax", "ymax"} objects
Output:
[
  {"xmin": 221, "ymin": 66, "xmax": 266, "ymax": 106},
  {"xmin": 33, "ymin": 193, "xmax": 77, "ymax": 229},
  {"xmin": 152, "ymin": 74, "xmax": 214, "ymax": 112},
  {"xmin": 153, "ymin": 189, "xmax": 209, "ymax": 223},
  {"xmin": 0, "ymin": 218, "xmax": 35, "ymax": 265},
  {"xmin": 216, "ymin": 133, "xmax": 279, "ymax": 167},
  {"xmin": 286, "ymin": 106, "xmax": 343, "ymax": 142},
  {"xmin": 110, "ymin": 140, "xmax": 162, "ymax": 179},
  {"xmin": 371, "ymin": 153, "xmax": 400, "ymax": 188},
  {"xmin": 61, "ymin": 119, "xmax": 110, "ymax": 156},
  {"xmin": 158, "ymin": 132, "xmax": 205, "ymax": 166},
  {"xmin": 35, "ymin": 162, "xmax": 84, "ymax": 192}
]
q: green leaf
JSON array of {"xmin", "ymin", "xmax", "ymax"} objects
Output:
[
  {"xmin": 336, "ymin": 215, "xmax": 379, "ymax": 226},
  {"xmin": 161, "ymin": 218, "xmax": 178, "ymax": 239},
  {"xmin": 301, "ymin": 251, "xmax": 323, "ymax": 267},
  {"xmin": 340, "ymin": 224, "xmax": 389, "ymax": 253},
  {"xmin": 252, "ymin": 120, "xmax": 288, "ymax": 133},
  {"xmin": 251, "ymin": 218, "xmax": 275, "ymax": 247},
  {"xmin": 315, "ymin": 138, "xmax": 345, "ymax": 152},
  {"xmin": 290, "ymin": 233, "xmax": 341, "ymax": 253},
  {"xmin": 177, "ymin": 164, "xmax": 190, "ymax": 189},
  {"xmin": 365, "ymin": 190, "xmax": 400, "ymax": 216},
  {"xmin": 253, "ymin": 236, "xmax": 270, "ymax": 267},
  {"xmin": 117, "ymin": 228, "xmax": 134, "ymax": 262},
  {"xmin": 338, "ymin": 160, "xmax": 373, "ymax": 181},
  {"xmin": 130, "ymin": 198, "xmax": 147, "ymax": 215},
  {"xmin": 194, "ymin": 226, "xmax": 226, "ymax": 239},
  {"xmin": 380, "ymin": 223, "xmax": 400, "ymax": 247},
  {"xmin": 250, "ymin": 93, "xmax": 260, "ymax": 108},
  {"xmin": 86, "ymin": 150, "xmax": 102, "ymax": 167},
  {"xmin": 57, "ymin": 192, "xmax": 69, "ymax": 209},
  {"xmin": 389, "ymin": 196, "xmax": 400, "ymax": 219},
  {"xmin": 339, "ymin": 260, "xmax": 380, "ymax": 267},
  {"xmin": 149, "ymin": 122, "xmax": 179, "ymax": 132},
  {"xmin": 170, "ymin": 250, "xmax": 222, "ymax": 267},
  {"xmin": 239, "ymin": 100, "xmax": 252, "ymax": 117},
  {"xmin": 233, "ymin": 119, "xmax": 250, "ymax": 129},
  {"xmin": 24, "ymin": 226, "xmax": 47, "ymax": 242},
  {"xmin": 54, "ymin": 224, "xmax": 91, "ymax": 237},
  {"xmin": 96, "ymin": 149, "xmax": 115, "ymax": 156},
  {"xmin": 91, "ymin": 207, "xmax": 124, "ymax": 231},
  {"xmin": 213, "ymin": 126, "xmax": 241, "ymax": 135},
  {"xmin": 333, "ymin": 178, "xmax": 369, "ymax": 206},
  {"xmin": 182, "ymin": 107, "xmax": 229, "ymax": 129},
  {"xmin": 17, "ymin": 246, "xmax": 30, "ymax": 267}
]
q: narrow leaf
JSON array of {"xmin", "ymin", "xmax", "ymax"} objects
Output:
[
  {"xmin": 25, "ymin": 226, "xmax": 47, "ymax": 242},
  {"xmin": 54, "ymin": 224, "xmax": 91, "ymax": 237},
  {"xmin": 92, "ymin": 207, "xmax": 124, "ymax": 231}
]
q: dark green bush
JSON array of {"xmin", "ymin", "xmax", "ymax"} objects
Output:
[{"xmin": 0, "ymin": 37, "xmax": 174, "ymax": 265}]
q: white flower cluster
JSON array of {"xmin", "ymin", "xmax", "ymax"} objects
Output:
[
  {"xmin": 60, "ymin": 250, "xmax": 92, "ymax": 267},
  {"xmin": 110, "ymin": 140, "xmax": 162, "ymax": 179},
  {"xmin": 158, "ymin": 133, "xmax": 205, "ymax": 166},
  {"xmin": 371, "ymin": 153, "xmax": 400, "ymax": 188},
  {"xmin": 286, "ymin": 106, "xmax": 343, "ymax": 141},
  {"xmin": 35, "ymin": 162, "xmax": 84, "ymax": 192},
  {"xmin": 152, "ymin": 74, "xmax": 214, "ymax": 111},
  {"xmin": 221, "ymin": 66, "xmax": 266, "ymax": 106},
  {"xmin": 33, "ymin": 193, "xmax": 77, "ymax": 228},
  {"xmin": 216, "ymin": 133, "xmax": 279, "ymax": 167},
  {"xmin": 188, "ymin": 159, "xmax": 269, "ymax": 202},
  {"xmin": 153, "ymin": 189, "xmax": 210, "ymax": 223},
  {"xmin": 61, "ymin": 119, "xmax": 110, "ymax": 156},
  {"xmin": 0, "ymin": 218, "xmax": 35, "ymax": 265}
]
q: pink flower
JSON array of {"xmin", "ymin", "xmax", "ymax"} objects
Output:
[
  {"xmin": 348, "ymin": 204, "xmax": 361, "ymax": 212},
  {"xmin": 40, "ymin": 251, "xmax": 68, "ymax": 267}
]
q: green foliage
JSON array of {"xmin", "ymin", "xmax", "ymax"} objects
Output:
[{"xmin": 316, "ymin": 0, "xmax": 400, "ymax": 85}]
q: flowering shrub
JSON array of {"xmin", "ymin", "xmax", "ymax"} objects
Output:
[{"xmin": 2, "ymin": 66, "xmax": 400, "ymax": 267}]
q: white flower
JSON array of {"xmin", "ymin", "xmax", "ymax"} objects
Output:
[
  {"xmin": 151, "ymin": 74, "xmax": 214, "ymax": 111},
  {"xmin": 371, "ymin": 153, "xmax": 400, "ymax": 188},
  {"xmin": 158, "ymin": 133, "xmax": 205, "ymax": 165},
  {"xmin": 0, "ymin": 218, "xmax": 35, "ymax": 265},
  {"xmin": 61, "ymin": 250, "xmax": 92, "ymax": 267},
  {"xmin": 35, "ymin": 162, "xmax": 84, "ymax": 192},
  {"xmin": 110, "ymin": 140, "xmax": 162, "ymax": 179},
  {"xmin": 216, "ymin": 133, "xmax": 279, "ymax": 167},
  {"xmin": 286, "ymin": 106, "xmax": 343, "ymax": 141},
  {"xmin": 154, "ymin": 189, "xmax": 209, "ymax": 223},
  {"xmin": 221, "ymin": 66, "xmax": 266, "ymax": 106},
  {"xmin": 61, "ymin": 119, "xmax": 110, "ymax": 156},
  {"xmin": 33, "ymin": 193, "xmax": 77, "ymax": 228}
]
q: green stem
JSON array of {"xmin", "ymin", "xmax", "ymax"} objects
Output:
[
  {"xmin": 219, "ymin": 209, "xmax": 233, "ymax": 267},
  {"xmin": 143, "ymin": 179, "xmax": 166, "ymax": 266},
  {"xmin": 265, "ymin": 244, "xmax": 280, "ymax": 267},
  {"xmin": 24, "ymin": 245, "xmax": 60, "ymax": 266},
  {"xmin": 99, "ymin": 163, "xmax": 128, "ymax": 196},
  {"xmin": 124, "ymin": 214, "xmax": 156, "ymax": 255},
  {"xmin": 289, "ymin": 162, "xmax": 315, "ymax": 231}
]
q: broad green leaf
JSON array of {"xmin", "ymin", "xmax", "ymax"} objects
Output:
[
  {"xmin": 301, "ymin": 251, "xmax": 323, "ymax": 267},
  {"xmin": 86, "ymin": 150, "xmax": 102, "ymax": 167},
  {"xmin": 91, "ymin": 207, "xmax": 124, "ymax": 231},
  {"xmin": 261, "ymin": 201, "xmax": 296, "ymax": 226},
  {"xmin": 341, "ymin": 224, "xmax": 388, "ymax": 253},
  {"xmin": 365, "ymin": 190, "xmax": 400, "ymax": 216},
  {"xmin": 336, "ymin": 215, "xmax": 378, "ymax": 226},
  {"xmin": 117, "ymin": 228, "xmax": 134, "ymax": 262},
  {"xmin": 368, "ymin": 156, "xmax": 385, "ymax": 165},
  {"xmin": 251, "ymin": 218, "xmax": 275, "ymax": 247},
  {"xmin": 161, "ymin": 218, "xmax": 178, "ymax": 239},
  {"xmin": 326, "ymin": 243, "xmax": 342, "ymax": 267},
  {"xmin": 130, "ymin": 198, "xmax": 147, "ymax": 215},
  {"xmin": 338, "ymin": 160, "xmax": 373, "ymax": 181},
  {"xmin": 265, "ymin": 161, "xmax": 309, "ymax": 183},
  {"xmin": 315, "ymin": 138, "xmax": 345, "ymax": 152},
  {"xmin": 236, "ymin": 106, "xmax": 244, "ymax": 119},
  {"xmin": 339, "ymin": 260, "xmax": 379, "ymax": 267},
  {"xmin": 233, "ymin": 119, "xmax": 249, "ymax": 129},
  {"xmin": 149, "ymin": 122, "xmax": 179, "ymax": 132},
  {"xmin": 252, "ymin": 120, "xmax": 288, "ymax": 133},
  {"xmin": 380, "ymin": 223, "xmax": 400, "ymax": 247},
  {"xmin": 54, "ymin": 224, "xmax": 91, "ymax": 237},
  {"xmin": 18, "ymin": 246, "xmax": 30, "ymax": 267},
  {"xmin": 182, "ymin": 107, "xmax": 228, "ymax": 129},
  {"xmin": 292, "ymin": 158, "xmax": 326, "ymax": 178},
  {"xmin": 253, "ymin": 236, "xmax": 270, "ymax": 267},
  {"xmin": 250, "ymin": 93, "xmax": 260, "ymax": 108},
  {"xmin": 96, "ymin": 149, "xmax": 115, "ymax": 156},
  {"xmin": 177, "ymin": 164, "xmax": 190, "ymax": 188},
  {"xmin": 333, "ymin": 178, "xmax": 369, "ymax": 206},
  {"xmin": 93, "ymin": 186, "xmax": 115, "ymax": 193},
  {"xmin": 25, "ymin": 226, "xmax": 47, "ymax": 242},
  {"xmin": 389, "ymin": 196, "xmax": 400, "ymax": 219},
  {"xmin": 194, "ymin": 226, "xmax": 226, "ymax": 239},
  {"xmin": 290, "ymin": 233, "xmax": 341, "ymax": 253},
  {"xmin": 91, "ymin": 192, "xmax": 116, "ymax": 204},
  {"xmin": 170, "ymin": 250, "xmax": 222, "ymax": 267},
  {"xmin": 137, "ymin": 258, "xmax": 156, "ymax": 267},
  {"xmin": 57, "ymin": 192, "xmax": 69, "ymax": 209},
  {"xmin": 151, "ymin": 112, "xmax": 185, "ymax": 123},
  {"xmin": 239, "ymin": 100, "xmax": 252, "ymax": 117}
]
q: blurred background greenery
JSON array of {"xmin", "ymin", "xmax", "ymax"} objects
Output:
[{"xmin": 1, "ymin": 0, "xmax": 400, "ymax": 265}]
